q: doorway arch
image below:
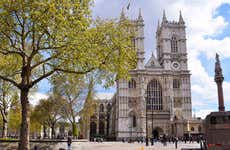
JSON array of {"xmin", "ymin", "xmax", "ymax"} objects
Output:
[
  {"xmin": 90, "ymin": 122, "xmax": 97, "ymax": 138},
  {"xmin": 152, "ymin": 127, "xmax": 163, "ymax": 139}
]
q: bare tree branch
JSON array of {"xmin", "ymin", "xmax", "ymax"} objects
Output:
[{"xmin": 0, "ymin": 75, "xmax": 20, "ymax": 89}]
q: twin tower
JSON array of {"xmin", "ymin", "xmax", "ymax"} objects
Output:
[{"xmin": 123, "ymin": 9, "xmax": 188, "ymax": 71}]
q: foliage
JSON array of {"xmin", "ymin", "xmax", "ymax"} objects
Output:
[
  {"xmin": 8, "ymin": 100, "xmax": 21, "ymax": 134},
  {"xmin": 0, "ymin": 0, "xmax": 136, "ymax": 148},
  {"xmin": 32, "ymin": 96, "xmax": 64, "ymax": 138}
]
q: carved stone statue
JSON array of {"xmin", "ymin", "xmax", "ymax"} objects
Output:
[{"xmin": 215, "ymin": 53, "xmax": 223, "ymax": 77}]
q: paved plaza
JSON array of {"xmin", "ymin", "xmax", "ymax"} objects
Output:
[{"xmin": 63, "ymin": 142, "xmax": 201, "ymax": 150}]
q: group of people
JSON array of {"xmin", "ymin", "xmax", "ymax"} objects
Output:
[{"xmin": 122, "ymin": 134, "xmax": 206, "ymax": 149}]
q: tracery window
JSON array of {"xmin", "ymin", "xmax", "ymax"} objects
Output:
[
  {"xmin": 146, "ymin": 79, "xmax": 163, "ymax": 110},
  {"xmin": 171, "ymin": 35, "xmax": 178, "ymax": 53},
  {"xmin": 173, "ymin": 79, "xmax": 180, "ymax": 89},
  {"xmin": 99, "ymin": 104, "xmax": 104, "ymax": 112},
  {"xmin": 128, "ymin": 78, "xmax": 136, "ymax": 89}
]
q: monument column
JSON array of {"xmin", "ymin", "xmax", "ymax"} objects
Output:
[{"xmin": 214, "ymin": 53, "xmax": 225, "ymax": 112}]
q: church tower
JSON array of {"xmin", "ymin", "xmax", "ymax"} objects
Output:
[
  {"xmin": 156, "ymin": 11, "xmax": 192, "ymax": 124},
  {"xmin": 135, "ymin": 9, "xmax": 145, "ymax": 69},
  {"xmin": 156, "ymin": 10, "xmax": 187, "ymax": 71}
]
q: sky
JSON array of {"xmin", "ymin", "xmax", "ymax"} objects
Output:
[{"xmin": 34, "ymin": 0, "xmax": 230, "ymax": 119}]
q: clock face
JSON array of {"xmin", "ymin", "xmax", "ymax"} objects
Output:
[{"xmin": 171, "ymin": 61, "xmax": 180, "ymax": 70}]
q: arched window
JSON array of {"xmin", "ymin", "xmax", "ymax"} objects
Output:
[
  {"xmin": 173, "ymin": 79, "xmax": 180, "ymax": 89},
  {"xmin": 132, "ymin": 115, "xmax": 137, "ymax": 127},
  {"xmin": 100, "ymin": 104, "xmax": 104, "ymax": 112},
  {"xmin": 128, "ymin": 78, "xmax": 136, "ymax": 88},
  {"xmin": 107, "ymin": 104, "xmax": 111, "ymax": 112},
  {"xmin": 147, "ymin": 79, "xmax": 163, "ymax": 110},
  {"xmin": 171, "ymin": 36, "xmax": 178, "ymax": 53}
]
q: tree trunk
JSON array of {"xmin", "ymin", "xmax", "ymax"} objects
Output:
[
  {"xmin": 18, "ymin": 89, "xmax": 30, "ymax": 150},
  {"xmin": 2, "ymin": 120, "xmax": 8, "ymax": 138},
  {"xmin": 1, "ymin": 110, "xmax": 8, "ymax": 138},
  {"xmin": 72, "ymin": 122, "xmax": 77, "ymax": 139},
  {"xmin": 43, "ymin": 125, "xmax": 47, "ymax": 138},
  {"xmin": 51, "ymin": 124, "xmax": 56, "ymax": 139}
]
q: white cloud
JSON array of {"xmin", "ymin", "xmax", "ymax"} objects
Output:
[
  {"xmin": 195, "ymin": 109, "xmax": 215, "ymax": 119},
  {"xmin": 29, "ymin": 92, "xmax": 49, "ymax": 106},
  {"xmin": 94, "ymin": 92, "xmax": 114, "ymax": 100}
]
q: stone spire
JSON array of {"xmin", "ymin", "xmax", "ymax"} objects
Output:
[
  {"xmin": 162, "ymin": 10, "xmax": 167, "ymax": 23},
  {"xmin": 179, "ymin": 10, "xmax": 185, "ymax": 24},
  {"xmin": 214, "ymin": 53, "xmax": 225, "ymax": 112},
  {"xmin": 157, "ymin": 19, "xmax": 160, "ymax": 33},
  {"xmin": 120, "ymin": 8, "xmax": 126, "ymax": 20},
  {"xmin": 138, "ymin": 8, "xmax": 143, "ymax": 21}
]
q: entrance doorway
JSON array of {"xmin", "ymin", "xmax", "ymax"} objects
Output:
[
  {"xmin": 152, "ymin": 127, "xmax": 163, "ymax": 139},
  {"xmin": 90, "ymin": 122, "xmax": 97, "ymax": 139}
]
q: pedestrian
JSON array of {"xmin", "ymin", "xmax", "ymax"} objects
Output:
[
  {"xmin": 175, "ymin": 137, "xmax": 178, "ymax": 149},
  {"xmin": 162, "ymin": 134, "xmax": 167, "ymax": 146},
  {"xmin": 67, "ymin": 136, "xmax": 72, "ymax": 150}
]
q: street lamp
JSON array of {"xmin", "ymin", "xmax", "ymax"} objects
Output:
[{"xmin": 145, "ymin": 96, "xmax": 149, "ymax": 146}]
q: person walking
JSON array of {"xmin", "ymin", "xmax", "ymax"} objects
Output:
[{"xmin": 67, "ymin": 136, "xmax": 72, "ymax": 150}]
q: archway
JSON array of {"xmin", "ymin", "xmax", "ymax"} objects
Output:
[
  {"xmin": 99, "ymin": 121, "xmax": 105, "ymax": 135},
  {"xmin": 152, "ymin": 127, "xmax": 163, "ymax": 139},
  {"xmin": 90, "ymin": 122, "xmax": 97, "ymax": 138}
]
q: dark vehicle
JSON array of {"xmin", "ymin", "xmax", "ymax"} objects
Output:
[{"xmin": 205, "ymin": 111, "xmax": 230, "ymax": 150}]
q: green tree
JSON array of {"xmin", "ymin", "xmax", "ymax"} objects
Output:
[
  {"xmin": 33, "ymin": 96, "xmax": 64, "ymax": 139},
  {"xmin": 8, "ymin": 99, "xmax": 21, "ymax": 137},
  {"xmin": 0, "ymin": 1, "xmax": 135, "ymax": 149},
  {"xmin": 0, "ymin": 80, "xmax": 18, "ymax": 138},
  {"xmin": 30, "ymin": 106, "xmax": 42, "ymax": 139},
  {"xmin": 52, "ymin": 74, "xmax": 95, "ymax": 138}
]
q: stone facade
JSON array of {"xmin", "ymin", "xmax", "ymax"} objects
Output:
[
  {"xmin": 88, "ymin": 10, "xmax": 203, "ymax": 141},
  {"xmin": 111, "ymin": 10, "xmax": 193, "ymax": 140},
  {"xmin": 88, "ymin": 99, "xmax": 112, "ymax": 140}
]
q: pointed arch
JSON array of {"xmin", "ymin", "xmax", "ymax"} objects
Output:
[
  {"xmin": 171, "ymin": 35, "xmax": 178, "ymax": 53},
  {"xmin": 146, "ymin": 79, "xmax": 163, "ymax": 110},
  {"xmin": 128, "ymin": 78, "xmax": 136, "ymax": 89},
  {"xmin": 129, "ymin": 111, "xmax": 137, "ymax": 128}
]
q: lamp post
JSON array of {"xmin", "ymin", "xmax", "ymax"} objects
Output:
[
  {"xmin": 145, "ymin": 97, "xmax": 149, "ymax": 146},
  {"xmin": 151, "ymin": 101, "xmax": 154, "ymax": 145}
]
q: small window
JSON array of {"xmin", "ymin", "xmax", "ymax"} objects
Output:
[
  {"xmin": 128, "ymin": 79, "xmax": 136, "ymax": 88},
  {"xmin": 173, "ymin": 79, "xmax": 180, "ymax": 89}
]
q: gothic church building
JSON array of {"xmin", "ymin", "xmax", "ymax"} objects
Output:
[{"xmin": 109, "ymin": 10, "xmax": 193, "ymax": 140}]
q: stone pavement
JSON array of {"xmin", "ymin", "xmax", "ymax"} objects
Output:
[{"xmin": 61, "ymin": 142, "xmax": 201, "ymax": 150}]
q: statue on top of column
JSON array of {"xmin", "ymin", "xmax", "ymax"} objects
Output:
[{"xmin": 215, "ymin": 53, "xmax": 223, "ymax": 77}]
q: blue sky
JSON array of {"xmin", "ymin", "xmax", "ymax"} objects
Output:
[{"xmin": 35, "ymin": 0, "xmax": 230, "ymax": 118}]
